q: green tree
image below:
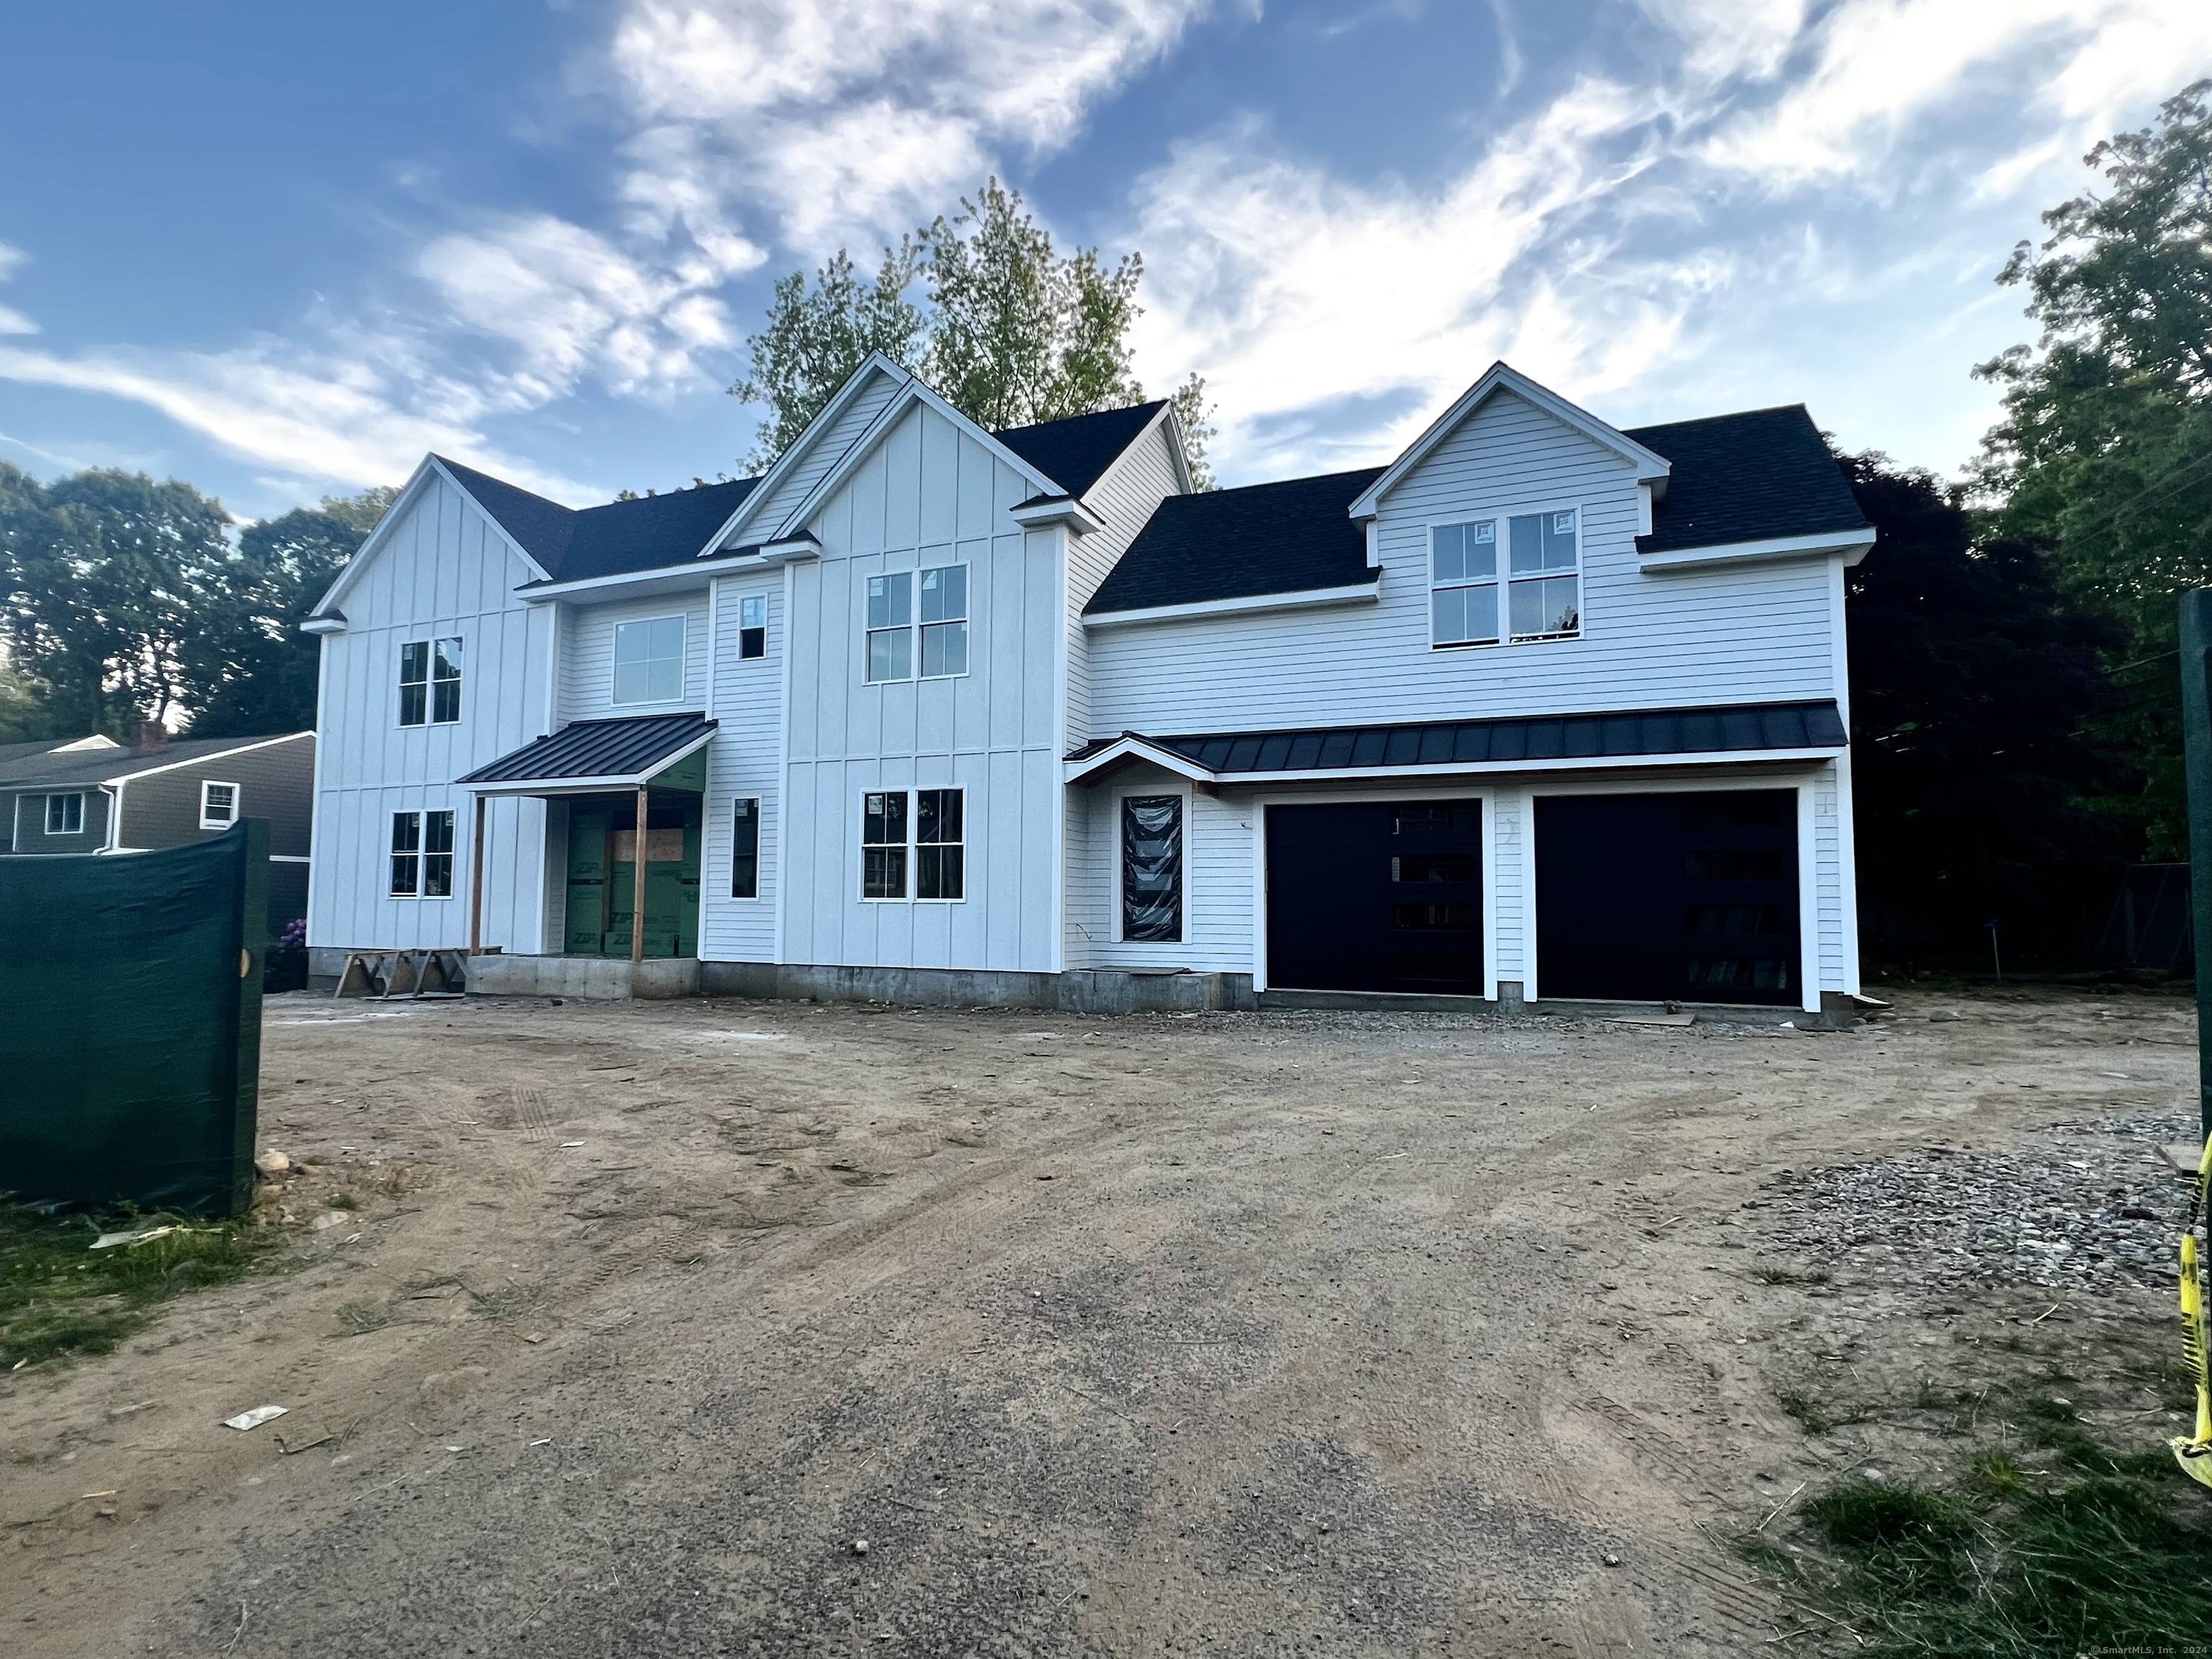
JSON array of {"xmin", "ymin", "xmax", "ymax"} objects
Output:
[
  {"xmin": 0, "ymin": 463, "xmax": 234, "ymax": 736},
  {"xmin": 734, "ymin": 179, "xmax": 1216, "ymax": 486},
  {"xmin": 1975, "ymin": 79, "xmax": 2212, "ymax": 853}
]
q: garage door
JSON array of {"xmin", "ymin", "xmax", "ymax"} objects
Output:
[
  {"xmin": 1267, "ymin": 800, "xmax": 1483, "ymax": 994},
  {"xmin": 1535, "ymin": 790, "xmax": 1799, "ymax": 1004}
]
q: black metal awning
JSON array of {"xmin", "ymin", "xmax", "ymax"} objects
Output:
[
  {"xmin": 456, "ymin": 712, "xmax": 716, "ymax": 796},
  {"xmin": 1065, "ymin": 699, "xmax": 1845, "ymax": 783}
]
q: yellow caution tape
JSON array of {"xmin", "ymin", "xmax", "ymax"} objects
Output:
[{"xmin": 2175, "ymin": 1136, "xmax": 2212, "ymax": 1488}]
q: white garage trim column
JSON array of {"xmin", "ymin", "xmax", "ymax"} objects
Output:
[{"xmin": 1795, "ymin": 781, "xmax": 1821, "ymax": 1014}]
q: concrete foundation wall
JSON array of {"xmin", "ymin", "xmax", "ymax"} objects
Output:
[
  {"xmin": 700, "ymin": 961, "xmax": 1256, "ymax": 1013},
  {"xmin": 466, "ymin": 955, "xmax": 701, "ymax": 1000}
]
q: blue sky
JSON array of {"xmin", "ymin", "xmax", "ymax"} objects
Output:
[{"xmin": 1, "ymin": 0, "xmax": 2206, "ymax": 521}]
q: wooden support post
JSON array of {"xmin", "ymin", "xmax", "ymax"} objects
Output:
[
  {"xmin": 469, "ymin": 794, "xmax": 487, "ymax": 957},
  {"xmin": 631, "ymin": 786, "xmax": 649, "ymax": 965}
]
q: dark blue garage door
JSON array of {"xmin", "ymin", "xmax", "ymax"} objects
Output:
[
  {"xmin": 1267, "ymin": 800, "xmax": 1483, "ymax": 994},
  {"xmin": 1535, "ymin": 791, "xmax": 1800, "ymax": 1005}
]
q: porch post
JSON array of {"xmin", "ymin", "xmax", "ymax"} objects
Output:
[
  {"xmin": 469, "ymin": 793, "xmax": 486, "ymax": 956},
  {"xmin": 631, "ymin": 786, "xmax": 649, "ymax": 965}
]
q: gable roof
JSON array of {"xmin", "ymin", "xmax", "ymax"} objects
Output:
[
  {"xmin": 1084, "ymin": 467, "xmax": 1386, "ymax": 616},
  {"xmin": 1346, "ymin": 361, "xmax": 1672, "ymax": 519},
  {"xmin": 1621, "ymin": 406, "xmax": 1868, "ymax": 554},
  {"xmin": 996, "ymin": 401, "xmax": 1167, "ymax": 502},
  {"xmin": 434, "ymin": 458, "xmax": 761, "ymax": 584},
  {"xmin": 0, "ymin": 732, "xmax": 311, "ymax": 790}
]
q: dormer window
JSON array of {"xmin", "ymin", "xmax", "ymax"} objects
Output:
[{"xmin": 1431, "ymin": 509, "xmax": 1580, "ymax": 648}]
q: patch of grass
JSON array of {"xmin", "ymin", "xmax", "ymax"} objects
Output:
[
  {"xmin": 0, "ymin": 1203, "xmax": 275, "ymax": 1369},
  {"xmin": 1752, "ymin": 1264, "xmax": 1830, "ymax": 1286},
  {"xmin": 325, "ymin": 1192, "xmax": 359, "ymax": 1211},
  {"xmin": 332, "ymin": 1300, "xmax": 392, "ymax": 1337},
  {"xmin": 1750, "ymin": 1439, "xmax": 2212, "ymax": 1657},
  {"xmin": 468, "ymin": 1282, "xmax": 544, "ymax": 1321}
]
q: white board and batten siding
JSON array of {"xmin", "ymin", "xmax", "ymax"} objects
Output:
[
  {"xmin": 308, "ymin": 472, "xmax": 554, "ymax": 953},
  {"xmin": 778, "ymin": 401, "xmax": 1064, "ymax": 974},
  {"xmin": 734, "ymin": 368, "xmax": 907, "ymax": 541},
  {"xmin": 1087, "ymin": 388, "xmax": 1843, "ymax": 738}
]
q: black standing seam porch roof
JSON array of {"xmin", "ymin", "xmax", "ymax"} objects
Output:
[
  {"xmin": 1066, "ymin": 700, "xmax": 1847, "ymax": 777},
  {"xmin": 456, "ymin": 713, "xmax": 716, "ymax": 788}
]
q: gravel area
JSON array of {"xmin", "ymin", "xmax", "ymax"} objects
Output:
[{"xmin": 1759, "ymin": 1114, "xmax": 2196, "ymax": 1291}]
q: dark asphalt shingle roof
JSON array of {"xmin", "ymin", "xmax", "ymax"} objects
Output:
[
  {"xmin": 436, "ymin": 459, "xmax": 761, "ymax": 585},
  {"xmin": 1622, "ymin": 405, "xmax": 1868, "ymax": 554},
  {"xmin": 0, "ymin": 733, "xmax": 309, "ymax": 789},
  {"xmin": 1084, "ymin": 467, "xmax": 1386, "ymax": 616},
  {"xmin": 456, "ymin": 713, "xmax": 715, "ymax": 786},
  {"xmin": 994, "ymin": 401, "xmax": 1165, "ymax": 502},
  {"xmin": 1069, "ymin": 700, "xmax": 1846, "ymax": 775}
]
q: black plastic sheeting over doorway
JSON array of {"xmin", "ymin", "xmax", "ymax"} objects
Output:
[{"xmin": 0, "ymin": 822, "xmax": 267, "ymax": 1216}]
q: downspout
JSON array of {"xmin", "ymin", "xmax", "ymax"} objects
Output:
[{"xmin": 100, "ymin": 780, "xmax": 125, "ymax": 853}]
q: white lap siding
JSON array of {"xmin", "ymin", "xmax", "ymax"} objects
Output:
[
  {"xmin": 1087, "ymin": 388, "xmax": 1841, "ymax": 738},
  {"xmin": 700, "ymin": 570, "xmax": 784, "ymax": 963},
  {"xmin": 1068, "ymin": 765, "xmax": 1255, "ymax": 975},
  {"xmin": 307, "ymin": 472, "xmax": 554, "ymax": 954},
  {"xmin": 779, "ymin": 403, "xmax": 1064, "ymax": 972},
  {"xmin": 557, "ymin": 594, "xmax": 712, "ymax": 722}
]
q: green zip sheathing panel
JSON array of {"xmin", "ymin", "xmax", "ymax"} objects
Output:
[{"xmin": 0, "ymin": 819, "xmax": 266, "ymax": 1216}]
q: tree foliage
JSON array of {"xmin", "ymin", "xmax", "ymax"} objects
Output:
[
  {"xmin": 1976, "ymin": 79, "xmax": 2212, "ymax": 854},
  {"xmin": 1843, "ymin": 451, "xmax": 2129, "ymax": 966},
  {"xmin": 734, "ymin": 179, "xmax": 1215, "ymax": 487},
  {"xmin": 0, "ymin": 468, "xmax": 390, "ymax": 739}
]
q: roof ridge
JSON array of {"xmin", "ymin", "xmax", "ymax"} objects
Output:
[{"xmin": 1623, "ymin": 404, "xmax": 1813, "ymax": 433}]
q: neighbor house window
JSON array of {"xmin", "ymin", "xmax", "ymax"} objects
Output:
[
  {"xmin": 865, "ymin": 565, "xmax": 968, "ymax": 682},
  {"xmin": 613, "ymin": 616, "xmax": 686, "ymax": 704},
  {"xmin": 200, "ymin": 781, "xmax": 239, "ymax": 830},
  {"xmin": 730, "ymin": 798, "xmax": 760, "ymax": 899},
  {"xmin": 44, "ymin": 793, "xmax": 84, "ymax": 835},
  {"xmin": 1507, "ymin": 509, "xmax": 1579, "ymax": 639},
  {"xmin": 862, "ymin": 791, "xmax": 908, "ymax": 899},
  {"xmin": 1120, "ymin": 795, "xmax": 1183, "ymax": 943},
  {"xmin": 917, "ymin": 788, "xmax": 964, "ymax": 901},
  {"xmin": 398, "ymin": 637, "xmax": 464, "ymax": 725},
  {"xmin": 1431, "ymin": 520, "xmax": 1499, "ymax": 647},
  {"xmin": 738, "ymin": 595, "xmax": 767, "ymax": 660},
  {"xmin": 865, "ymin": 573, "xmax": 912, "ymax": 683},
  {"xmin": 390, "ymin": 809, "xmax": 455, "ymax": 898}
]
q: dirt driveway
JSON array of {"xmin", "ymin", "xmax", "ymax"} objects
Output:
[{"xmin": 1, "ymin": 986, "xmax": 2195, "ymax": 1655}]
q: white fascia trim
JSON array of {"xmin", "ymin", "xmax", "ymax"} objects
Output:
[
  {"xmin": 96, "ymin": 729, "xmax": 313, "ymax": 785},
  {"xmin": 704, "ymin": 354, "xmax": 912, "ymax": 550},
  {"xmin": 300, "ymin": 613, "xmax": 347, "ymax": 635},
  {"xmin": 758, "ymin": 534, "xmax": 822, "ymax": 562},
  {"xmin": 461, "ymin": 729, "xmax": 718, "ymax": 797},
  {"xmin": 1062, "ymin": 737, "xmax": 1220, "ymax": 786},
  {"xmin": 1638, "ymin": 528, "xmax": 1876, "ymax": 573},
  {"xmin": 1083, "ymin": 580, "xmax": 1382, "ymax": 631},
  {"xmin": 1012, "ymin": 497, "xmax": 1106, "ymax": 535},
  {"xmin": 516, "ymin": 549, "xmax": 787, "ymax": 603},
  {"xmin": 307, "ymin": 456, "xmax": 556, "ymax": 627},
  {"xmin": 1348, "ymin": 361, "xmax": 1672, "ymax": 519},
  {"xmin": 1071, "ymin": 744, "xmax": 1844, "ymax": 787}
]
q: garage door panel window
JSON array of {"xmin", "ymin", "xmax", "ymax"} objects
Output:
[
  {"xmin": 1687, "ymin": 902, "xmax": 1787, "ymax": 936},
  {"xmin": 1686, "ymin": 848, "xmax": 1791, "ymax": 883},
  {"xmin": 1121, "ymin": 796, "xmax": 1184, "ymax": 943},
  {"xmin": 1687, "ymin": 956, "xmax": 1791, "ymax": 991},
  {"xmin": 1392, "ymin": 853, "xmax": 1474, "ymax": 884},
  {"xmin": 1393, "ymin": 902, "xmax": 1477, "ymax": 930},
  {"xmin": 1395, "ymin": 804, "xmax": 1479, "ymax": 836},
  {"xmin": 1390, "ymin": 950, "xmax": 1480, "ymax": 984}
]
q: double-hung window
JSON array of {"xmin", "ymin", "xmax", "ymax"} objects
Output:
[
  {"xmin": 200, "ymin": 781, "xmax": 239, "ymax": 830},
  {"xmin": 865, "ymin": 565, "xmax": 968, "ymax": 682},
  {"xmin": 399, "ymin": 637, "xmax": 464, "ymax": 725},
  {"xmin": 613, "ymin": 616, "xmax": 685, "ymax": 704},
  {"xmin": 44, "ymin": 793, "xmax": 84, "ymax": 835},
  {"xmin": 390, "ymin": 809, "xmax": 455, "ymax": 898},
  {"xmin": 1431, "ymin": 508, "xmax": 1581, "ymax": 647},
  {"xmin": 860, "ymin": 788, "xmax": 966, "ymax": 900},
  {"xmin": 738, "ymin": 595, "xmax": 767, "ymax": 660}
]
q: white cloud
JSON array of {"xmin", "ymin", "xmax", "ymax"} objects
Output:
[
  {"xmin": 0, "ymin": 240, "xmax": 34, "ymax": 336},
  {"xmin": 1128, "ymin": 0, "xmax": 2212, "ymax": 481}
]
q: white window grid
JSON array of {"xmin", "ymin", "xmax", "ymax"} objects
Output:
[
  {"xmin": 199, "ymin": 780, "xmax": 239, "ymax": 829},
  {"xmin": 1429, "ymin": 505, "xmax": 1581, "ymax": 649},
  {"xmin": 864, "ymin": 565, "xmax": 969, "ymax": 683},
  {"xmin": 613, "ymin": 616, "xmax": 687, "ymax": 706}
]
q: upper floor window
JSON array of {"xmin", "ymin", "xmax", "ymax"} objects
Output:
[
  {"xmin": 399, "ymin": 637, "xmax": 464, "ymax": 725},
  {"xmin": 738, "ymin": 595, "xmax": 767, "ymax": 660},
  {"xmin": 1430, "ymin": 509, "xmax": 1580, "ymax": 648},
  {"xmin": 44, "ymin": 792, "xmax": 84, "ymax": 835},
  {"xmin": 613, "ymin": 616, "xmax": 685, "ymax": 704},
  {"xmin": 200, "ymin": 781, "xmax": 238, "ymax": 830},
  {"xmin": 865, "ymin": 565, "xmax": 968, "ymax": 683}
]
